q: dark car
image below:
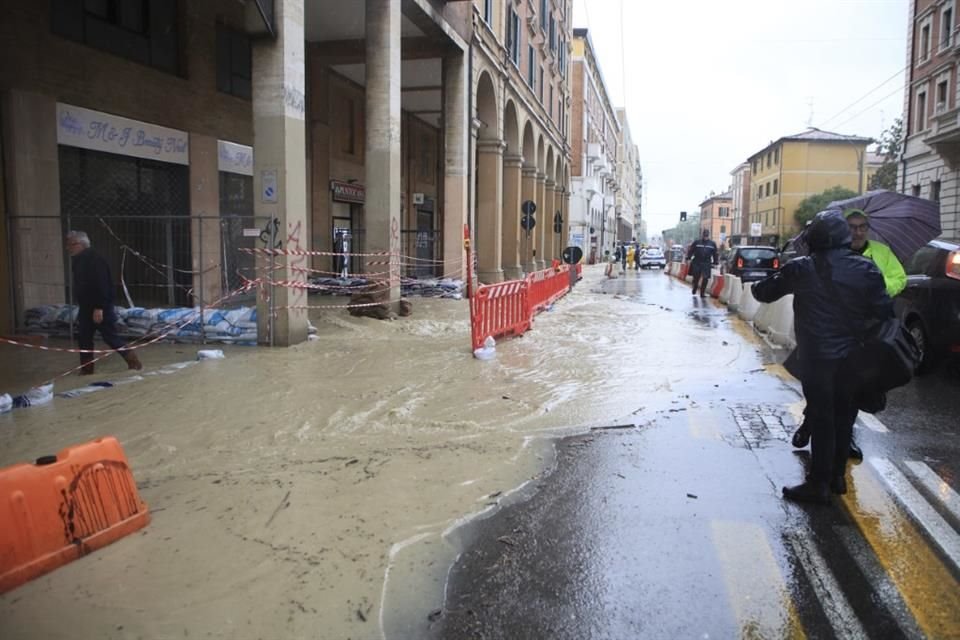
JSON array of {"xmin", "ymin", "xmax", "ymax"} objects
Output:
[
  {"xmin": 724, "ymin": 246, "xmax": 780, "ymax": 282},
  {"xmin": 894, "ymin": 239, "xmax": 960, "ymax": 372}
]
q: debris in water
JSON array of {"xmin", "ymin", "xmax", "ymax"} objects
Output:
[
  {"xmin": 428, "ymin": 609, "xmax": 443, "ymax": 623},
  {"xmin": 488, "ymin": 491, "xmax": 502, "ymax": 499},
  {"xmin": 686, "ymin": 493, "xmax": 698, "ymax": 499},
  {"xmin": 356, "ymin": 609, "xmax": 367, "ymax": 622},
  {"xmin": 497, "ymin": 536, "xmax": 517, "ymax": 547},
  {"xmin": 590, "ymin": 424, "xmax": 634, "ymax": 432}
]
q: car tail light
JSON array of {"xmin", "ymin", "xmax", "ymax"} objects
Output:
[
  {"xmin": 948, "ymin": 251, "xmax": 960, "ymax": 281},
  {"xmin": 737, "ymin": 257, "xmax": 744, "ymax": 268},
  {"xmin": 773, "ymin": 258, "xmax": 780, "ymax": 269}
]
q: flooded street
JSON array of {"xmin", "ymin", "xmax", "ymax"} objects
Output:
[{"xmin": 0, "ymin": 265, "xmax": 776, "ymax": 639}]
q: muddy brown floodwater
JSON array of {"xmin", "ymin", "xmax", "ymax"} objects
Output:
[{"xmin": 0, "ymin": 266, "xmax": 771, "ymax": 639}]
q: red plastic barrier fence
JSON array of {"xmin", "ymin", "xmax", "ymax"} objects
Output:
[
  {"xmin": 678, "ymin": 263, "xmax": 689, "ymax": 280},
  {"xmin": 470, "ymin": 280, "xmax": 530, "ymax": 351},
  {"xmin": 711, "ymin": 273, "xmax": 725, "ymax": 298},
  {"xmin": 527, "ymin": 264, "xmax": 571, "ymax": 315},
  {"xmin": 0, "ymin": 437, "xmax": 150, "ymax": 594}
]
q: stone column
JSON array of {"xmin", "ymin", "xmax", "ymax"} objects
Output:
[
  {"xmin": 501, "ymin": 154, "xmax": 523, "ymax": 280},
  {"xmin": 476, "ymin": 139, "xmax": 505, "ymax": 283},
  {"xmin": 545, "ymin": 180, "xmax": 556, "ymax": 263},
  {"xmin": 520, "ymin": 165, "xmax": 538, "ymax": 273},
  {"xmin": 535, "ymin": 172, "xmax": 547, "ymax": 270},
  {"xmin": 188, "ymin": 134, "xmax": 222, "ymax": 306},
  {"xmin": 252, "ymin": 0, "xmax": 309, "ymax": 346},
  {"xmin": 443, "ymin": 53, "xmax": 469, "ymax": 281},
  {"xmin": 1, "ymin": 90, "xmax": 63, "ymax": 319},
  {"xmin": 365, "ymin": 0, "xmax": 402, "ymax": 303},
  {"xmin": 561, "ymin": 188, "xmax": 571, "ymax": 258}
]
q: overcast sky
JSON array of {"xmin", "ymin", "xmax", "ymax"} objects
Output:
[{"xmin": 572, "ymin": 0, "xmax": 910, "ymax": 240}]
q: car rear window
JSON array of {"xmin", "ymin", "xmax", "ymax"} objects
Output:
[
  {"xmin": 646, "ymin": 250, "xmax": 663, "ymax": 256},
  {"xmin": 739, "ymin": 248, "xmax": 777, "ymax": 260},
  {"xmin": 905, "ymin": 246, "xmax": 940, "ymax": 275}
]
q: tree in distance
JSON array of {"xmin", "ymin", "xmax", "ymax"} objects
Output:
[{"xmin": 794, "ymin": 186, "xmax": 858, "ymax": 227}]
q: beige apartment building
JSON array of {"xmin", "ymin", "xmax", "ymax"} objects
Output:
[
  {"xmin": 901, "ymin": 0, "xmax": 958, "ymax": 239},
  {"xmin": 569, "ymin": 28, "xmax": 621, "ymax": 263},
  {"xmin": 471, "ymin": 0, "xmax": 573, "ymax": 280},
  {"xmin": 699, "ymin": 192, "xmax": 733, "ymax": 245},
  {"xmin": 748, "ymin": 128, "xmax": 872, "ymax": 246},
  {"xmin": 729, "ymin": 162, "xmax": 752, "ymax": 245},
  {"xmin": 616, "ymin": 108, "xmax": 642, "ymax": 243}
]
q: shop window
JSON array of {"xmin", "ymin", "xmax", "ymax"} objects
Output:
[
  {"xmin": 216, "ymin": 25, "xmax": 252, "ymax": 100},
  {"xmin": 52, "ymin": 0, "xmax": 179, "ymax": 74}
]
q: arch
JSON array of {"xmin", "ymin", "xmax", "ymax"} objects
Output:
[
  {"xmin": 521, "ymin": 122, "xmax": 536, "ymax": 166},
  {"xmin": 476, "ymin": 71, "xmax": 499, "ymax": 141},
  {"xmin": 503, "ymin": 99, "xmax": 521, "ymax": 157}
]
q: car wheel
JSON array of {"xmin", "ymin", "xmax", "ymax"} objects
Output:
[{"xmin": 907, "ymin": 318, "xmax": 937, "ymax": 375}]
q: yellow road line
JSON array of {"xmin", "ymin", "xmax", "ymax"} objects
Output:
[
  {"xmin": 842, "ymin": 461, "xmax": 960, "ymax": 637},
  {"xmin": 712, "ymin": 520, "xmax": 807, "ymax": 639}
]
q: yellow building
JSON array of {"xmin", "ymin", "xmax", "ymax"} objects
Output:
[{"xmin": 747, "ymin": 128, "xmax": 873, "ymax": 245}]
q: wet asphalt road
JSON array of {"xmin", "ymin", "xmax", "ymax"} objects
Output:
[{"xmin": 425, "ymin": 268, "xmax": 960, "ymax": 640}]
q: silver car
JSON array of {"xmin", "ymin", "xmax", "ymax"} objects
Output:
[{"xmin": 639, "ymin": 247, "xmax": 667, "ymax": 269}]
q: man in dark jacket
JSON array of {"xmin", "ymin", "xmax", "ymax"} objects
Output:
[
  {"xmin": 753, "ymin": 211, "xmax": 892, "ymax": 504},
  {"xmin": 66, "ymin": 231, "xmax": 142, "ymax": 375},
  {"xmin": 686, "ymin": 229, "xmax": 718, "ymax": 297}
]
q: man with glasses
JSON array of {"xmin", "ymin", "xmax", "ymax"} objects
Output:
[{"xmin": 790, "ymin": 208, "xmax": 906, "ymax": 459}]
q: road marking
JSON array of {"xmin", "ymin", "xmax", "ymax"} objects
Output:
[
  {"xmin": 835, "ymin": 526, "xmax": 926, "ymax": 640},
  {"xmin": 786, "ymin": 530, "xmax": 867, "ymax": 639},
  {"xmin": 711, "ymin": 521, "xmax": 806, "ymax": 639},
  {"xmin": 870, "ymin": 458, "xmax": 960, "ymax": 571},
  {"xmin": 904, "ymin": 460, "xmax": 960, "ymax": 523},
  {"xmin": 840, "ymin": 460, "xmax": 960, "ymax": 637},
  {"xmin": 856, "ymin": 412, "xmax": 889, "ymax": 433}
]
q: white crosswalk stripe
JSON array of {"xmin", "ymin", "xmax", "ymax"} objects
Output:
[
  {"xmin": 786, "ymin": 530, "xmax": 867, "ymax": 639},
  {"xmin": 904, "ymin": 460, "xmax": 960, "ymax": 523},
  {"xmin": 870, "ymin": 457, "xmax": 960, "ymax": 572}
]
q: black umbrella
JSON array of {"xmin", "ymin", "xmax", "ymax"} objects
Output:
[{"xmin": 824, "ymin": 190, "xmax": 941, "ymax": 263}]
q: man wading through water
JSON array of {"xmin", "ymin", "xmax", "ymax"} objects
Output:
[
  {"xmin": 687, "ymin": 229, "xmax": 719, "ymax": 297},
  {"xmin": 66, "ymin": 230, "xmax": 143, "ymax": 375}
]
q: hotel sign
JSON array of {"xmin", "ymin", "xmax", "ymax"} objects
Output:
[{"xmin": 330, "ymin": 180, "xmax": 365, "ymax": 204}]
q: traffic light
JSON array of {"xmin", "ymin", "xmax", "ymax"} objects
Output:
[{"xmin": 680, "ymin": 211, "xmax": 687, "ymax": 221}]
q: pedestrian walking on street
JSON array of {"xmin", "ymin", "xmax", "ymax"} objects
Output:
[
  {"xmin": 687, "ymin": 229, "xmax": 718, "ymax": 297},
  {"xmin": 66, "ymin": 231, "xmax": 143, "ymax": 375},
  {"xmin": 633, "ymin": 244, "xmax": 642, "ymax": 270},
  {"xmin": 789, "ymin": 208, "xmax": 908, "ymax": 458},
  {"xmin": 754, "ymin": 211, "xmax": 892, "ymax": 505}
]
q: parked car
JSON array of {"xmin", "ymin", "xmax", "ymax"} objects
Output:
[
  {"xmin": 894, "ymin": 238, "xmax": 960, "ymax": 373},
  {"xmin": 724, "ymin": 246, "xmax": 780, "ymax": 282},
  {"xmin": 639, "ymin": 247, "xmax": 667, "ymax": 269},
  {"xmin": 668, "ymin": 245, "xmax": 686, "ymax": 263}
]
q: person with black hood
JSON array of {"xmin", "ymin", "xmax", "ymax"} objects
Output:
[
  {"xmin": 753, "ymin": 211, "xmax": 893, "ymax": 504},
  {"xmin": 66, "ymin": 230, "xmax": 143, "ymax": 375}
]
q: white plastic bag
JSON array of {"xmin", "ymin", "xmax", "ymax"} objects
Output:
[{"xmin": 473, "ymin": 336, "xmax": 496, "ymax": 360}]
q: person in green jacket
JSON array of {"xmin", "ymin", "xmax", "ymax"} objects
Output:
[
  {"xmin": 845, "ymin": 208, "xmax": 907, "ymax": 297},
  {"xmin": 790, "ymin": 207, "xmax": 908, "ymax": 459}
]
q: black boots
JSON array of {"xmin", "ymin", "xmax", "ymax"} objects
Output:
[{"xmin": 783, "ymin": 481, "xmax": 831, "ymax": 505}]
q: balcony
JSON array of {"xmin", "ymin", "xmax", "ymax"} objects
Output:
[
  {"xmin": 576, "ymin": 176, "xmax": 601, "ymax": 196},
  {"xmin": 925, "ymin": 105, "xmax": 960, "ymax": 166},
  {"xmin": 586, "ymin": 143, "xmax": 602, "ymax": 160}
]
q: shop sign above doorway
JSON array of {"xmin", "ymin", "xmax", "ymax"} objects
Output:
[
  {"xmin": 331, "ymin": 180, "xmax": 365, "ymax": 204},
  {"xmin": 56, "ymin": 103, "xmax": 189, "ymax": 165}
]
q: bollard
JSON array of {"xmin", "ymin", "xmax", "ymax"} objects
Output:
[
  {"xmin": 727, "ymin": 276, "xmax": 743, "ymax": 312},
  {"xmin": 738, "ymin": 283, "xmax": 761, "ymax": 321},
  {"xmin": 719, "ymin": 274, "xmax": 734, "ymax": 304},
  {"xmin": 766, "ymin": 295, "xmax": 796, "ymax": 348}
]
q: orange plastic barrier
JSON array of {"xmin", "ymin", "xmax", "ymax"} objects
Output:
[
  {"xmin": 710, "ymin": 273, "xmax": 725, "ymax": 298},
  {"xmin": 0, "ymin": 437, "xmax": 150, "ymax": 594},
  {"xmin": 470, "ymin": 280, "xmax": 530, "ymax": 351},
  {"xmin": 678, "ymin": 263, "xmax": 689, "ymax": 280},
  {"xmin": 527, "ymin": 264, "xmax": 571, "ymax": 315}
]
